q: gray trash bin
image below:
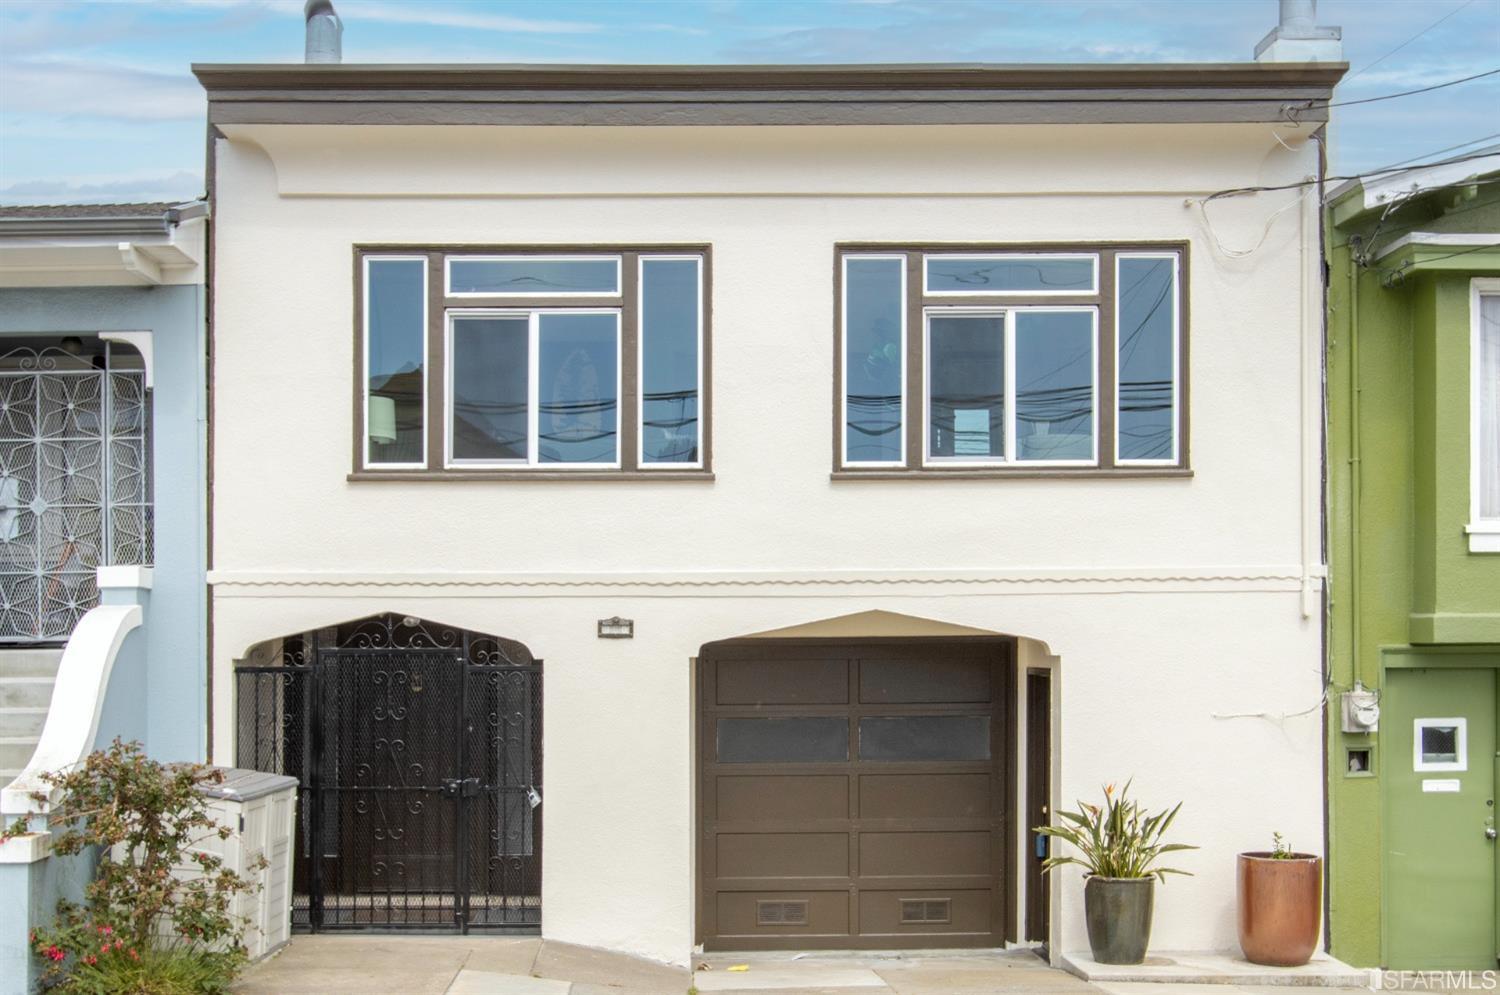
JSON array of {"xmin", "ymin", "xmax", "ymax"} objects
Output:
[{"xmin": 195, "ymin": 768, "xmax": 299, "ymax": 959}]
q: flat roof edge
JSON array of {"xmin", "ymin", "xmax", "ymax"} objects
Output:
[{"xmin": 191, "ymin": 61, "xmax": 1347, "ymax": 92}]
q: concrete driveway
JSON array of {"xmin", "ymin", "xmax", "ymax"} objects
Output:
[{"xmin": 232, "ymin": 938, "xmax": 1387, "ymax": 995}]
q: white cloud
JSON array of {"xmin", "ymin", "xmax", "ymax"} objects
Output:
[
  {"xmin": 0, "ymin": 170, "xmax": 204, "ymax": 206},
  {"xmin": 341, "ymin": 1, "xmax": 601, "ymax": 35},
  {"xmin": 0, "ymin": 59, "xmax": 203, "ymax": 121}
]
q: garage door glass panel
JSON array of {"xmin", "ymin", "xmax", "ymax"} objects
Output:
[
  {"xmin": 860, "ymin": 658, "xmax": 991, "ymax": 703},
  {"xmin": 718, "ymin": 717, "xmax": 849, "ymax": 763},
  {"xmin": 859, "ymin": 715, "xmax": 990, "ymax": 762}
]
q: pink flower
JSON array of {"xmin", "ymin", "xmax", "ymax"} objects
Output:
[
  {"xmin": 127, "ymin": 948, "xmax": 138, "ymax": 961},
  {"xmin": 84, "ymin": 955, "xmax": 97, "ymax": 966},
  {"xmin": 99, "ymin": 925, "xmax": 112, "ymax": 936}
]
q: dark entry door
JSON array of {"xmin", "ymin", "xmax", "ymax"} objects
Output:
[
  {"xmin": 1025, "ymin": 668, "xmax": 1051, "ymax": 948},
  {"xmin": 699, "ymin": 640, "xmax": 1013, "ymax": 950},
  {"xmin": 234, "ymin": 615, "xmax": 542, "ymax": 933}
]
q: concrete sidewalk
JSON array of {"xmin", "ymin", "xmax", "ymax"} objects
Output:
[{"xmin": 232, "ymin": 938, "xmax": 1382, "ymax": 995}]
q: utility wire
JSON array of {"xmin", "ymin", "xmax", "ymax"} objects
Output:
[
  {"xmin": 1373, "ymin": 133, "xmax": 1500, "ymax": 172},
  {"xmin": 1198, "ymin": 149, "xmax": 1500, "ymax": 202},
  {"xmin": 1379, "ymin": 241, "xmax": 1500, "ymax": 285},
  {"xmin": 1331, "ymin": 189, "xmax": 1500, "ymax": 250},
  {"xmin": 1343, "ymin": 0, "xmax": 1477, "ymax": 83},
  {"xmin": 1301, "ymin": 67, "xmax": 1500, "ymax": 111}
]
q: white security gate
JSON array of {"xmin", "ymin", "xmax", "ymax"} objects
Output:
[{"xmin": 0, "ymin": 342, "xmax": 150, "ymax": 642}]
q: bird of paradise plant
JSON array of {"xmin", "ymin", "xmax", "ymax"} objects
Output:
[{"xmin": 1036, "ymin": 780, "xmax": 1197, "ymax": 882}]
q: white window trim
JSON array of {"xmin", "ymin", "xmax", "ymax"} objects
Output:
[
  {"xmin": 1469, "ymin": 278, "xmax": 1500, "ymax": 551},
  {"xmin": 1115, "ymin": 252, "xmax": 1181, "ymax": 466},
  {"xmin": 637, "ymin": 255, "xmax": 705, "ymax": 470},
  {"xmin": 362, "ymin": 254, "xmax": 428, "ymax": 470},
  {"xmin": 1413, "ymin": 717, "xmax": 1467, "ymax": 772},
  {"xmin": 842, "ymin": 254, "xmax": 907, "ymax": 467},
  {"xmin": 923, "ymin": 252, "xmax": 1099, "ymax": 298},
  {"xmin": 444, "ymin": 307, "xmax": 623, "ymax": 470},
  {"xmin": 444, "ymin": 254, "xmax": 623, "ymax": 299},
  {"xmin": 922, "ymin": 305, "xmax": 1099, "ymax": 469}
]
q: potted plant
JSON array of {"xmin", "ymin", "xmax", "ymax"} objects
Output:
[
  {"xmin": 1037, "ymin": 781, "xmax": 1196, "ymax": 965},
  {"xmin": 1237, "ymin": 832, "xmax": 1321, "ymax": 967}
]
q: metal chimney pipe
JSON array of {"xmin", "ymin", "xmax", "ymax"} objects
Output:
[
  {"xmin": 305, "ymin": 0, "xmax": 342, "ymax": 64},
  {"xmin": 1279, "ymin": 0, "xmax": 1317, "ymax": 37}
]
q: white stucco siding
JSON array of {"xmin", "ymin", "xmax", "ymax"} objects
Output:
[
  {"xmin": 209, "ymin": 586, "xmax": 1321, "ymax": 964},
  {"xmin": 211, "ymin": 122, "xmax": 1316, "ymax": 575},
  {"xmin": 209, "ymin": 120, "xmax": 1324, "ymax": 962}
]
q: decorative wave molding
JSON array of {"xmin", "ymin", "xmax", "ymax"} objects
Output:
[{"xmin": 209, "ymin": 566, "xmax": 1309, "ymax": 593}]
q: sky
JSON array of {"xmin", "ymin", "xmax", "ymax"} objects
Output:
[{"xmin": 0, "ymin": 0, "xmax": 1497, "ymax": 206}]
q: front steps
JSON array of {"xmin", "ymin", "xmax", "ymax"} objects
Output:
[{"xmin": 0, "ymin": 648, "xmax": 65, "ymax": 785}]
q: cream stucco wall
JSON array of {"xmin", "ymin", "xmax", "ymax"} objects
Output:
[{"xmin": 209, "ymin": 121, "xmax": 1325, "ymax": 963}]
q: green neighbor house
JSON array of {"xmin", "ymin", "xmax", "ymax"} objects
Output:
[{"xmin": 1326, "ymin": 150, "xmax": 1500, "ymax": 970}]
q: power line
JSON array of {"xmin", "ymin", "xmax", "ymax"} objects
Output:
[
  {"xmin": 1344, "ymin": 0, "xmax": 1477, "ymax": 83},
  {"xmin": 1373, "ymin": 133, "xmax": 1500, "ymax": 172},
  {"xmin": 1199, "ymin": 149, "xmax": 1500, "ymax": 202},
  {"xmin": 1331, "ymin": 191, "xmax": 1500, "ymax": 251},
  {"xmin": 1379, "ymin": 241, "xmax": 1500, "ymax": 285},
  {"xmin": 1300, "ymin": 68, "xmax": 1500, "ymax": 112}
]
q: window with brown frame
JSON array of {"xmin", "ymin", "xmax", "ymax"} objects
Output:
[
  {"xmin": 353, "ymin": 245, "xmax": 711, "ymax": 479},
  {"xmin": 835, "ymin": 243, "xmax": 1189, "ymax": 477}
]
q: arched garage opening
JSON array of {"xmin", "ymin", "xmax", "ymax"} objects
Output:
[
  {"xmin": 234, "ymin": 613, "xmax": 541, "ymax": 933},
  {"xmin": 695, "ymin": 611, "xmax": 1056, "ymax": 953}
]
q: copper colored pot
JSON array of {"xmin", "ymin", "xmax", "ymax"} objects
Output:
[{"xmin": 1237, "ymin": 852, "xmax": 1322, "ymax": 967}]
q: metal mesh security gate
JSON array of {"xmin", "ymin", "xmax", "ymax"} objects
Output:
[
  {"xmin": 0, "ymin": 342, "xmax": 151, "ymax": 642},
  {"xmin": 235, "ymin": 615, "xmax": 542, "ymax": 932}
]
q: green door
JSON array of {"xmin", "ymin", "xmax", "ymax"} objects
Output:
[{"xmin": 1384, "ymin": 668, "xmax": 1497, "ymax": 969}]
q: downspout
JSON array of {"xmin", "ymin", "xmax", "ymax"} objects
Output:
[
  {"xmin": 1348, "ymin": 248, "xmax": 1363, "ymax": 688},
  {"xmin": 1314, "ymin": 124, "xmax": 1333, "ymax": 955}
]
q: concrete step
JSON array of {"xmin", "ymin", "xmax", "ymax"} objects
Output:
[
  {"xmin": 0, "ymin": 707, "xmax": 47, "ymax": 738},
  {"xmin": 0, "ymin": 677, "xmax": 56, "ymax": 709},
  {"xmin": 0, "ymin": 738, "xmax": 37, "ymax": 773},
  {"xmin": 0, "ymin": 648, "xmax": 64, "ymax": 678}
]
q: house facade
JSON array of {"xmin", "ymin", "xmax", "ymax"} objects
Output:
[
  {"xmin": 197, "ymin": 61, "xmax": 1340, "ymax": 963},
  {"xmin": 1325, "ymin": 153, "xmax": 1500, "ymax": 970},
  {"xmin": 0, "ymin": 202, "xmax": 210, "ymax": 989}
]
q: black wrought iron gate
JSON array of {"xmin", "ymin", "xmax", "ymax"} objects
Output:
[{"xmin": 235, "ymin": 615, "xmax": 542, "ymax": 933}]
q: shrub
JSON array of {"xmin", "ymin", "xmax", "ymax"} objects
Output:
[
  {"xmin": 28, "ymin": 906, "xmax": 243, "ymax": 994},
  {"xmin": 3, "ymin": 739, "xmax": 260, "ymax": 992}
]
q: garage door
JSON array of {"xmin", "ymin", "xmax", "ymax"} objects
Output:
[{"xmin": 698, "ymin": 640, "xmax": 1012, "ymax": 950}]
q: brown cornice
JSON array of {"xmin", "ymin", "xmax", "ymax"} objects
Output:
[{"xmin": 192, "ymin": 61, "xmax": 1345, "ymax": 127}]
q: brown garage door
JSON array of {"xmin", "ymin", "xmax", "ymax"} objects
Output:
[{"xmin": 698, "ymin": 639, "xmax": 1013, "ymax": 950}]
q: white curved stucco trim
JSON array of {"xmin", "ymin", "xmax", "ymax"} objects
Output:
[
  {"xmin": 0, "ymin": 603, "xmax": 143, "ymax": 816},
  {"xmin": 98, "ymin": 330, "xmax": 154, "ymax": 388}
]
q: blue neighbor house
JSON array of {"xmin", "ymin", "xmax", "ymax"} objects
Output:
[{"xmin": 0, "ymin": 201, "xmax": 209, "ymax": 993}]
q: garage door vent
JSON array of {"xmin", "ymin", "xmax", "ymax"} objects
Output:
[
  {"xmin": 900, "ymin": 898, "xmax": 952, "ymax": 925},
  {"xmin": 756, "ymin": 900, "xmax": 809, "ymax": 926}
]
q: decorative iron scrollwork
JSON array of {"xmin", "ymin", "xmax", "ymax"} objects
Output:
[{"xmin": 0, "ymin": 343, "xmax": 150, "ymax": 642}]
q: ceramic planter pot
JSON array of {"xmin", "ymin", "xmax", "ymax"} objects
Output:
[
  {"xmin": 1084, "ymin": 876, "xmax": 1155, "ymax": 964},
  {"xmin": 1237, "ymin": 852, "xmax": 1322, "ymax": 966}
]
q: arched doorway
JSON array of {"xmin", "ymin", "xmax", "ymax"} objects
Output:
[{"xmin": 235, "ymin": 613, "xmax": 541, "ymax": 933}]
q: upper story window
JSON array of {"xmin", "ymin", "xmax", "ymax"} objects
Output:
[
  {"xmin": 1471, "ymin": 280, "xmax": 1500, "ymax": 551},
  {"xmin": 836, "ymin": 243, "xmax": 1188, "ymax": 476},
  {"xmin": 357, "ymin": 247, "xmax": 709, "ymax": 478}
]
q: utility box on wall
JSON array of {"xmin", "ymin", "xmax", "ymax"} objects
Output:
[{"xmin": 195, "ymin": 768, "xmax": 298, "ymax": 960}]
